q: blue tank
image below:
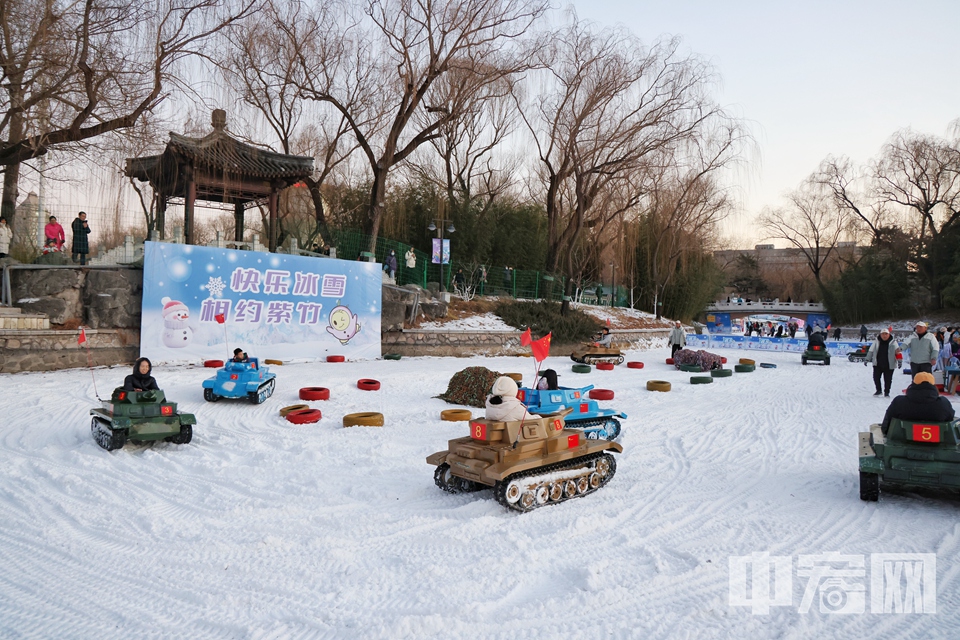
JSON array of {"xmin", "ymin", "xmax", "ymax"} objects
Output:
[
  {"xmin": 202, "ymin": 358, "xmax": 276, "ymax": 404},
  {"xmin": 518, "ymin": 384, "xmax": 625, "ymax": 440}
]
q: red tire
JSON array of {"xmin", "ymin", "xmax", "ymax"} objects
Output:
[
  {"xmin": 589, "ymin": 388, "xmax": 615, "ymax": 400},
  {"xmin": 285, "ymin": 408, "xmax": 322, "ymax": 424},
  {"xmin": 665, "ymin": 358, "xmax": 674, "ymax": 365},
  {"xmin": 326, "ymin": 355, "xmax": 345, "ymax": 363},
  {"xmin": 299, "ymin": 387, "xmax": 330, "ymax": 401},
  {"xmin": 596, "ymin": 362, "xmax": 614, "ymax": 371},
  {"xmin": 204, "ymin": 360, "xmax": 224, "ymax": 368},
  {"xmin": 627, "ymin": 361, "xmax": 644, "ymax": 369},
  {"xmin": 357, "ymin": 379, "xmax": 381, "ymax": 391},
  {"xmin": 721, "ymin": 357, "xmax": 727, "ymax": 364}
]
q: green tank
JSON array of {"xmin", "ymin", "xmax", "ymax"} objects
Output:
[
  {"xmin": 427, "ymin": 408, "xmax": 622, "ymax": 512},
  {"xmin": 90, "ymin": 387, "xmax": 196, "ymax": 451},
  {"xmin": 858, "ymin": 418, "xmax": 960, "ymax": 500}
]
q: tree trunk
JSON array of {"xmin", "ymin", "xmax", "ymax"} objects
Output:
[
  {"xmin": 365, "ymin": 167, "xmax": 387, "ymax": 253},
  {"xmin": 2, "ymin": 110, "xmax": 24, "ymax": 230}
]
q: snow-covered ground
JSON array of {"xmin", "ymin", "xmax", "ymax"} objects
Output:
[{"xmin": 2, "ymin": 348, "xmax": 959, "ymax": 638}]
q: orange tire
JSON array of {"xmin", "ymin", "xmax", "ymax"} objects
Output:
[{"xmin": 343, "ymin": 412, "xmax": 384, "ymax": 427}]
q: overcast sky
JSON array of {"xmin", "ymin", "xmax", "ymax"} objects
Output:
[{"xmin": 567, "ymin": 0, "xmax": 960, "ymax": 245}]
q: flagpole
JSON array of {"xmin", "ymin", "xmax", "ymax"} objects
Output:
[{"xmin": 79, "ymin": 326, "xmax": 102, "ymax": 401}]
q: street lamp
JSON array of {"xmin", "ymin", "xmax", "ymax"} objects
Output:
[
  {"xmin": 428, "ymin": 218, "xmax": 455, "ymax": 291},
  {"xmin": 609, "ymin": 262, "xmax": 617, "ymax": 307}
]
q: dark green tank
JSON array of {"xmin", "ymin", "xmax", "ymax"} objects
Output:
[
  {"xmin": 90, "ymin": 387, "xmax": 196, "ymax": 451},
  {"xmin": 859, "ymin": 418, "xmax": 960, "ymax": 500}
]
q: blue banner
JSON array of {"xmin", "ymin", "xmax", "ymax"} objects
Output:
[
  {"xmin": 140, "ymin": 242, "xmax": 382, "ymax": 363},
  {"xmin": 687, "ymin": 334, "xmax": 865, "ymax": 355}
]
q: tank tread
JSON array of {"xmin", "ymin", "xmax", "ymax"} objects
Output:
[
  {"xmin": 493, "ymin": 451, "xmax": 617, "ymax": 513},
  {"xmin": 567, "ymin": 417, "xmax": 622, "ymax": 441},
  {"xmin": 91, "ymin": 417, "xmax": 127, "ymax": 451},
  {"xmin": 248, "ymin": 378, "xmax": 276, "ymax": 405},
  {"xmin": 434, "ymin": 462, "xmax": 485, "ymax": 494}
]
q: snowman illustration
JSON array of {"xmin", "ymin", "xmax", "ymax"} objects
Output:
[{"xmin": 160, "ymin": 297, "xmax": 193, "ymax": 348}]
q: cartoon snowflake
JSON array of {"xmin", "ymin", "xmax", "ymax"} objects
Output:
[{"xmin": 203, "ymin": 276, "xmax": 226, "ymax": 298}]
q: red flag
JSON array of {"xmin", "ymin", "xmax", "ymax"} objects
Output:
[
  {"xmin": 520, "ymin": 327, "xmax": 532, "ymax": 346},
  {"xmin": 531, "ymin": 332, "xmax": 552, "ymax": 362},
  {"xmin": 77, "ymin": 327, "xmax": 86, "ymax": 345},
  {"xmin": 215, "ymin": 313, "xmax": 226, "ymax": 324}
]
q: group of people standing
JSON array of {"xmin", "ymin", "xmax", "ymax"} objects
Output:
[
  {"xmin": 0, "ymin": 211, "xmax": 92, "ymax": 263},
  {"xmin": 864, "ymin": 321, "xmax": 957, "ymax": 397}
]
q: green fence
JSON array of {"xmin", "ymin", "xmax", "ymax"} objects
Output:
[{"xmin": 329, "ymin": 228, "xmax": 580, "ymax": 302}]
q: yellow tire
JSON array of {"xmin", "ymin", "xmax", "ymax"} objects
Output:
[
  {"xmin": 279, "ymin": 403, "xmax": 308, "ymax": 417},
  {"xmin": 646, "ymin": 380, "xmax": 672, "ymax": 392},
  {"xmin": 343, "ymin": 412, "xmax": 385, "ymax": 427},
  {"xmin": 739, "ymin": 358, "xmax": 756, "ymax": 366},
  {"xmin": 440, "ymin": 409, "xmax": 473, "ymax": 422},
  {"xmin": 504, "ymin": 372, "xmax": 523, "ymax": 383},
  {"xmin": 264, "ymin": 359, "xmax": 283, "ymax": 365}
]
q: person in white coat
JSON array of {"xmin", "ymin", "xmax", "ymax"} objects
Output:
[
  {"xmin": 0, "ymin": 218, "xmax": 11, "ymax": 258},
  {"xmin": 902, "ymin": 321, "xmax": 938, "ymax": 375},
  {"xmin": 668, "ymin": 320, "xmax": 686, "ymax": 357},
  {"xmin": 485, "ymin": 376, "xmax": 528, "ymax": 422}
]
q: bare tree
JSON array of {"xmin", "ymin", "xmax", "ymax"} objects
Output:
[
  {"xmin": 220, "ymin": 0, "xmax": 357, "ymax": 246},
  {"xmin": 0, "ymin": 0, "xmax": 259, "ymax": 225},
  {"xmin": 293, "ymin": 0, "xmax": 546, "ymax": 253},
  {"xmin": 517, "ymin": 20, "xmax": 740, "ymax": 311},
  {"xmin": 760, "ymin": 180, "xmax": 847, "ymax": 292},
  {"xmin": 873, "ymin": 130, "xmax": 960, "ymax": 307}
]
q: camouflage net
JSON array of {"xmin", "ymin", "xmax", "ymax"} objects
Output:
[
  {"xmin": 437, "ymin": 366, "xmax": 503, "ymax": 408},
  {"xmin": 673, "ymin": 348, "xmax": 724, "ymax": 372}
]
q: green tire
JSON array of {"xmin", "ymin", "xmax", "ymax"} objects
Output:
[
  {"xmin": 383, "ymin": 353, "xmax": 402, "ymax": 360},
  {"xmin": 734, "ymin": 364, "xmax": 756, "ymax": 373},
  {"xmin": 572, "ymin": 364, "xmax": 592, "ymax": 374},
  {"xmin": 679, "ymin": 364, "xmax": 701, "ymax": 372},
  {"xmin": 710, "ymin": 368, "xmax": 733, "ymax": 378},
  {"xmin": 690, "ymin": 376, "xmax": 714, "ymax": 384}
]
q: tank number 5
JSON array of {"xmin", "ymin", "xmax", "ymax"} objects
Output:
[{"xmin": 912, "ymin": 424, "xmax": 940, "ymax": 442}]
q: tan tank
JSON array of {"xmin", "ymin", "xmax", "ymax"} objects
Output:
[
  {"xmin": 426, "ymin": 408, "xmax": 622, "ymax": 512},
  {"xmin": 570, "ymin": 343, "xmax": 624, "ymax": 365}
]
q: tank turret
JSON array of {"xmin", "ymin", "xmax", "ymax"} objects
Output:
[
  {"xmin": 90, "ymin": 387, "xmax": 196, "ymax": 451},
  {"xmin": 427, "ymin": 408, "xmax": 621, "ymax": 512}
]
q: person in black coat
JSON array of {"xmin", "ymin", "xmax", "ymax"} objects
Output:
[
  {"xmin": 123, "ymin": 357, "xmax": 159, "ymax": 392},
  {"xmin": 881, "ymin": 372, "xmax": 955, "ymax": 434},
  {"xmin": 71, "ymin": 211, "xmax": 91, "ymax": 265}
]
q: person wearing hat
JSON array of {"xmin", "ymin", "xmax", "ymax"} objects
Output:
[
  {"xmin": 668, "ymin": 320, "xmax": 685, "ymax": 357},
  {"xmin": 881, "ymin": 371, "xmax": 955, "ymax": 434},
  {"xmin": 485, "ymin": 376, "xmax": 529, "ymax": 422},
  {"xmin": 866, "ymin": 328, "xmax": 901, "ymax": 397},
  {"xmin": 901, "ymin": 321, "xmax": 938, "ymax": 375},
  {"xmin": 383, "ymin": 249, "xmax": 398, "ymax": 280}
]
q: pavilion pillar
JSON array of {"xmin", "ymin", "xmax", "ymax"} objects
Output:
[
  {"xmin": 268, "ymin": 190, "xmax": 278, "ymax": 252},
  {"xmin": 156, "ymin": 195, "xmax": 167, "ymax": 240},
  {"xmin": 234, "ymin": 202, "xmax": 244, "ymax": 243},
  {"xmin": 184, "ymin": 173, "xmax": 196, "ymax": 246}
]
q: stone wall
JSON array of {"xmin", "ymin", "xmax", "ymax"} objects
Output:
[
  {"xmin": 0, "ymin": 328, "xmax": 140, "ymax": 373},
  {"xmin": 11, "ymin": 267, "xmax": 143, "ymax": 328}
]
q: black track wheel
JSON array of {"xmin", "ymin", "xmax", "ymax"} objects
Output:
[
  {"xmin": 203, "ymin": 388, "xmax": 219, "ymax": 402},
  {"xmin": 167, "ymin": 424, "xmax": 193, "ymax": 445},
  {"xmin": 434, "ymin": 463, "xmax": 462, "ymax": 494},
  {"xmin": 860, "ymin": 471, "xmax": 879, "ymax": 501}
]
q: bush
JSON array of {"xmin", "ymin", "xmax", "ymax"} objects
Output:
[{"xmin": 495, "ymin": 300, "xmax": 602, "ymax": 343}]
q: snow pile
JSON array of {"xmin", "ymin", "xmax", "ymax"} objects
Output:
[
  {"xmin": 1, "ymin": 350, "xmax": 958, "ymax": 637},
  {"xmin": 418, "ymin": 312, "xmax": 516, "ymax": 332}
]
